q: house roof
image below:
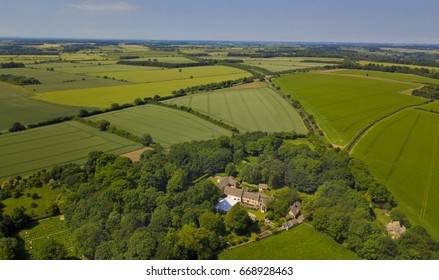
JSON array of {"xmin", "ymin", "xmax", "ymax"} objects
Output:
[
  {"xmin": 289, "ymin": 201, "xmax": 302, "ymax": 216},
  {"xmin": 215, "ymin": 197, "xmax": 238, "ymax": 212},
  {"xmin": 243, "ymin": 191, "xmax": 260, "ymax": 200},
  {"xmin": 217, "ymin": 176, "xmax": 239, "ymax": 188},
  {"xmin": 258, "ymin": 183, "xmax": 268, "ymax": 190},
  {"xmin": 386, "ymin": 221, "xmax": 406, "ymax": 238},
  {"xmin": 224, "ymin": 186, "xmax": 243, "ymax": 198}
]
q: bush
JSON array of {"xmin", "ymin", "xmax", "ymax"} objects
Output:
[
  {"xmin": 8, "ymin": 122, "xmax": 26, "ymax": 132},
  {"xmin": 140, "ymin": 134, "xmax": 153, "ymax": 146}
]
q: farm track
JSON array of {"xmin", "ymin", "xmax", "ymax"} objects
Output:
[{"xmin": 420, "ymin": 121, "xmax": 439, "ymax": 220}]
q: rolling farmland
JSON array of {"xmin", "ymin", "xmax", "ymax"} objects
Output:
[
  {"xmin": 87, "ymin": 104, "xmax": 233, "ymax": 147},
  {"xmin": 329, "ymin": 69, "xmax": 439, "ymax": 84},
  {"xmin": 351, "ymin": 107, "xmax": 439, "ymax": 239},
  {"xmin": 273, "ymin": 72, "xmax": 426, "ymax": 146},
  {"xmin": 0, "ymin": 82, "xmax": 88, "ymax": 130},
  {"xmin": 34, "ymin": 68, "xmax": 251, "ymax": 108},
  {"xmin": 0, "ymin": 121, "xmax": 143, "ymax": 178},
  {"xmin": 164, "ymin": 87, "xmax": 308, "ymax": 133},
  {"xmin": 219, "ymin": 225, "xmax": 359, "ymax": 260}
]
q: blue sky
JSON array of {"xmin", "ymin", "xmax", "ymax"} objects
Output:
[{"xmin": 0, "ymin": 0, "xmax": 438, "ymax": 44}]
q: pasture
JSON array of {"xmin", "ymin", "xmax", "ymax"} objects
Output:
[
  {"xmin": 351, "ymin": 108, "xmax": 439, "ymax": 240},
  {"xmin": 0, "ymin": 121, "xmax": 143, "ymax": 178},
  {"xmin": 273, "ymin": 72, "xmax": 426, "ymax": 146},
  {"xmin": 165, "ymin": 87, "xmax": 307, "ymax": 134},
  {"xmin": 0, "ymin": 82, "xmax": 87, "ymax": 130},
  {"xmin": 34, "ymin": 71, "xmax": 251, "ymax": 108},
  {"xmin": 87, "ymin": 104, "xmax": 233, "ymax": 147},
  {"xmin": 218, "ymin": 225, "xmax": 359, "ymax": 260},
  {"xmin": 1, "ymin": 184, "xmax": 63, "ymax": 219},
  {"xmin": 92, "ymin": 65, "xmax": 249, "ymax": 83}
]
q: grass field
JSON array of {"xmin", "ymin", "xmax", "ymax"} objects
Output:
[
  {"xmin": 91, "ymin": 65, "xmax": 248, "ymax": 83},
  {"xmin": 218, "ymin": 225, "xmax": 359, "ymax": 260},
  {"xmin": 0, "ymin": 82, "xmax": 89, "ymax": 130},
  {"xmin": 0, "ymin": 67, "xmax": 127, "ymax": 92},
  {"xmin": 127, "ymin": 56, "xmax": 195, "ymax": 63},
  {"xmin": 29, "ymin": 62, "xmax": 159, "ymax": 74},
  {"xmin": 34, "ymin": 71, "xmax": 251, "ymax": 108},
  {"xmin": 330, "ymin": 69, "xmax": 439, "ymax": 84},
  {"xmin": 1, "ymin": 184, "xmax": 63, "ymax": 219},
  {"xmin": 88, "ymin": 105, "xmax": 233, "ymax": 147},
  {"xmin": 164, "ymin": 87, "xmax": 308, "ymax": 133},
  {"xmin": 19, "ymin": 216, "xmax": 75, "ymax": 258},
  {"xmin": 0, "ymin": 121, "xmax": 143, "ymax": 178},
  {"xmin": 273, "ymin": 72, "xmax": 426, "ymax": 146},
  {"xmin": 351, "ymin": 108, "xmax": 439, "ymax": 240},
  {"xmin": 358, "ymin": 60, "xmax": 439, "ymax": 73},
  {"xmin": 215, "ymin": 57, "xmax": 341, "ymax": 72}
]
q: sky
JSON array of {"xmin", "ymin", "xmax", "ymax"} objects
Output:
[{"xmin": 0, "ymin": 0, "xmax": 438, "ymax": 44}]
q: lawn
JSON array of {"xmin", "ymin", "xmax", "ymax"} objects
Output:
[
  {"xmin": 273, "ymin": 72, "xmax": 426, "ymax": 146},
  {"xmin": 0, "ymin": 121, "xmax": 143, "ymax": 178},
  {"xmin": 164, "ymin": 87, "xmax": 308, "ymax": 134},
  {"xmin": 34, "ymin": 72, "xmax": 252, "ymax": 108},
  {"xmin": 18, "ymin": 216, "xmax": 76, "ymax": 259},
  {"xmin": 92, "ymin": 65, "xmax": 248, "ymax": 83},
  {"xmin": 351, "ymin": 108, "xmax": 439, "ymax": 240},
  {"xmin": 0, "ymin": 82, "xmax": 89, "ymax": 130},
  {"xmin": 87, "ymin": 104, "xmax": 233, "ymax": 147},
  {"xmin": 218, "ymin": 225, "xmax": 359, "ymax": 260}
]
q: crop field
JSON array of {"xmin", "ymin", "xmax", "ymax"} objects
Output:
[
  {"xmin": 127, "ymin": 56, "xmax": 196, "ymax": 63},
  {"xmin": 218, "ymin": 225, "xmax": 359, "ymax": 260},
  {"xmin": 88, "ymin": 104, "xmax": 233, "ymax": 147},
  {"xmin": 215, "ymin": 56, "xmax": 342, "ymax": 72},
  {"xmin": 0, "ymin": 82, "xmax": 88, "ymax": 130},
  {"xmin": 418, "ymin": 100, "xmax": 439, "ymax": 112},
  {"xmin": 1, "ymin": 184, "xmax": 63, "ymax": 219},
  {"xmin": 29, "ymin": 62, "xmax": 159, "ymax": 74},
  {"xmin": 329, "ymin": 69, "xmax": 439, "ymax": 84},
  {"xmin": 358, "ymin": 60, "xmax": 439, "ymax": 72},
  {"xmin": 34, "ymin": 71, "xmax": 252, "ymax": 108},
  {"xmin": 0, "ymin": 67, "xmax": 127, "ymax": 92},
  {"xmin": 165, "ymin": 87, "xmax": 307, "ymax": 133},
  {"xmin": 0, "ymin": 121, "xmax": 143, "ymax": 178},
  {"xmin": 0, "ymin": 55, "xmax": 59, "ymax": 64},
  {"xmin": 19, "ymin": 216, "xmax": 75, "ymax": 258},
  {"xmin": 351, "ymin": 108, "xmax": 439, "ymax": 240},
  {"xmin": 93, "ymin": 65, "xmax": 249, "ymax": 83},
  {"xmin": 273, "ymin": 72, "xmax": 426, "ymax": 146}
]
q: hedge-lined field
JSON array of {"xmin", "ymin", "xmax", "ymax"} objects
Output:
[
  {"xmin": 165, "ymin": 87, "xmax": 307, "ymax": 134},
  {"xmin": 88, "ymin": 104, "xmax": 233, "ymax": 147}
]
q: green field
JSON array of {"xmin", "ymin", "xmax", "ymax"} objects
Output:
[
  {"xmin": 215, "ymin": 56, "xmax": 341, "ymax": 72},
  {"xmin": 218, "ymin": 225, "xmax": 359, "ymax": 260},
  {"xmin": 331, "ymin": 69, "xmax": 439, "ymax": 84},
  {"xmin": 19, "ymin": 216, "xmax": 75, "ymax": 259},
  {"xmin": 164, "ymin": 87, "xmax": 307, "ymax": 133},
  {"xmin": 127, "ymin": 56, "xmax": 195, "ymax": 63},
  {"xmin": 0, "ymin": 67, "xmax": 127, "ymax": 92},
  {"xmin": 88, "ymin": 104, "xmax": 233, "ymax": 147},
  {"xmin": 0, "ymin": 82, "xmax": 89, "ymax": 130},
  {"xmin": 34, "ymin": 69, "xmax": 251, "ymax": 108},
  {"xmin": 273, "ymin": 72, "xmax": 426, "ymax": 146},
  {"xmin": 358, "ymin": 60, "xmax": 439, "ymax": 73},
  {"xmin": 351, "ymin": 108, "xmax": 439, "ymax": 240},
  {"xmin": 0, "ymin": 121, "xmax": 143, "ymax": 178},
  {"xmin": 29, "ymin": 62, "xmax": 160, "ymax": 74},
  {"xmin": 1, "ymin": 184, "xmax": 63, "ymax": 219}
]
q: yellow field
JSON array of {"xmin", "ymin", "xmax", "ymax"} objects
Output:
[
  {"xmin": 93, "ymin": 65, "xmax": 248, "ymax": 83},
  {"xmin": 34, "ymin": 73, "xmax": 251, "ymax": 108}
]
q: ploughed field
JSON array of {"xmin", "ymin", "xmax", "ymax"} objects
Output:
[
  {"xmin": 164, "ymin": 87, "xmax": 308, "ymax": 134},
  {"xmin": 0, "ymin": 121, "xmax": 143, "ymax": 178},
  {"xmin": 87, "ymin": 104, "xmax": 233, "ymax": 148},
  {"xmin": 273, "ymin": 71, "xmax": 427, "ymax": 146}
]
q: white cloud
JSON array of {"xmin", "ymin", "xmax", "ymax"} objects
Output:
[{"xmin": 68, "ymin": 1, "xmax": 136, "ymax": 12}]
